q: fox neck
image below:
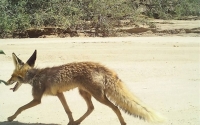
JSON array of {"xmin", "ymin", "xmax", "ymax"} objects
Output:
[{"xmin": 25, "ymin": 68, "xmax": 41, "ymax": 83}]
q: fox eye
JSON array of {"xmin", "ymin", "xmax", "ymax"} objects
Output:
[{"xmin": 17, "ymin": 76, "xmax": 23, "ymax": 81}]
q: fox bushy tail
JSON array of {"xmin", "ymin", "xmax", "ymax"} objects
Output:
[{"xmin": 105, "ymin": 80, "xmax": 165, "ymax": 123}]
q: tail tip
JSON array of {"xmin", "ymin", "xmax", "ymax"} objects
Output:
[
  {"xmin": 147, "ymin": 112, "xmax": 167, "ymax": 123},
  {"xmin": 155, "ymin": 116, "xmax": 167, "ymax": 123}
]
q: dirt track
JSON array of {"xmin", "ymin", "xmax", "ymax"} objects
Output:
[{"xmin": 0, "ymin": 37, "xmax": 199, "ymax": 125}]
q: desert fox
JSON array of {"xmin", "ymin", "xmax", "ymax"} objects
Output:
[{"xmin": 6, "ymin": 50, "xmax": 165, "ymax": 125}]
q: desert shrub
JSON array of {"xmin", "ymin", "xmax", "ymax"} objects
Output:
[
  {"xmin": 174, "ymin": 0, "xmax": 200, "ymax": 19},
  {"xmin": 0, "ymin": 0, "xmax": 31, "ymax": 37},
  {"xmin": 145, "ymin": 0, "xmax": 200, "ymax": 19}
]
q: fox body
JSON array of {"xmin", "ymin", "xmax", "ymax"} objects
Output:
[{"xmin": 6, "ymin": 50, "xmax": 164, "ymax": 125}]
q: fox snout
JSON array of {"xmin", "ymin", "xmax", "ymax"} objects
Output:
[
  {"xmin": 6, "ymin": 78, "xmax": 23, "ymax": 92},
  {"xmin": 6, "ymin": 78, "xmax": 16, "ymax": 86}
]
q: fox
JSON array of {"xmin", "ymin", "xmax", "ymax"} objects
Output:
[{"xmin": 5, "ymin": 50, "xmax": 165, "ymax": 125}]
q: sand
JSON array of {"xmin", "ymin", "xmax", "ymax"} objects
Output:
[{"xmin": 0, "ymin": 37, "xmax": 199, "ymax": 125}]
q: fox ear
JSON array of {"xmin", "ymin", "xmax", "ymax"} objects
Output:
[
  {"xmin": 12, "ymin": 53, "xmax": 24, "ymax": 69},
  {"xmin": 26, "ymin": 50, "xmax": 37, "ymax": 67}
]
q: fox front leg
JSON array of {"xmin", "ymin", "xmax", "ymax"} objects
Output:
[{"xmin": 8, "ymin": 99, "xmax": 41, "ymax": 121}]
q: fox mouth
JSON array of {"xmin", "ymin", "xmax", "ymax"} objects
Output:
[{"xmin": 10, "ymin": 82, "xmax": 22, "ymax": 92}]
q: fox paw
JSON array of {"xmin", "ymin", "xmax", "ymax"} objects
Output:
[
  {"xmin": 67, "ymin": 121, "xmax": 80, "ymax": 125},
  {"xmin": 7, "ymin": 116, "xmax": 15, "ymax": 122}
]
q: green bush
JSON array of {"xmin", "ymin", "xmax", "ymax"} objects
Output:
[
  {"xmin": 0, "ymin": 1, "xmax": 26, "ymax": 37},
  {"xmin": 145, "ymin": 0, "xmax": 200, "ymax": 19},
  {"xmin": 175, "ymin": 0, "xmax": 200, "ymax": 19}
]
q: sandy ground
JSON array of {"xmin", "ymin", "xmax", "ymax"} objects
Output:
[{"xmin": 0, "ymin": 37, "xmax": 199, "ymax": 125}]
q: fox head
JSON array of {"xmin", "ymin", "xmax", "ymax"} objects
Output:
[{"xmin": 6, "ymin": 50, "xmax": 37, "ymax": 92}]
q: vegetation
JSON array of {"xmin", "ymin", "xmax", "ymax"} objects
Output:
[
  {"xmin": 145, "ymin": 0, "xmax": 200, "ymax": 19},
  {"xmin": 0, "ymin": 0, "xmax": 199, "ymax": 38},
  {"xmin": 0, "ymin": 50, "xmax": 5, "ymax": 54}
]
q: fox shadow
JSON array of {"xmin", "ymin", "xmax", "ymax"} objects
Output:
[{"xmin": 0, "ymin": 121, "xmax": 60, "ymax": 125}]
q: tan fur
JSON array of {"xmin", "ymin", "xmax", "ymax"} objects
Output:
[
  {"xmin": 106, "ymin": 80, "xmax": 165, "ymax": 123},
  {"xmin": 6, "ymin": 50, "xmax": 165, "ymax": 125}
]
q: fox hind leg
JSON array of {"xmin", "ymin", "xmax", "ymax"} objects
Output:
[{"xmin": 93, "ymin": 93, "xmax": 126, "ymax": 125}]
